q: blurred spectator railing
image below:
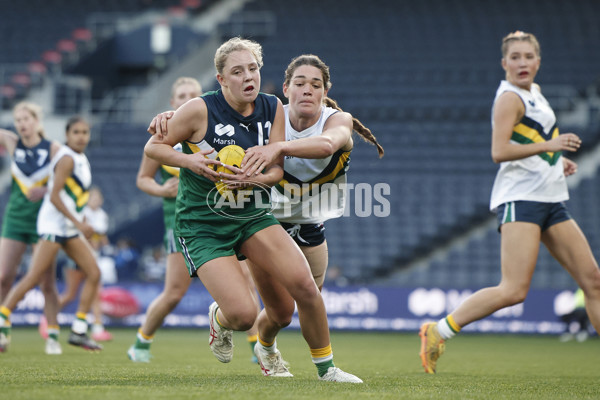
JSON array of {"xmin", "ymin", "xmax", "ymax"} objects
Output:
[
  {"xmin": 53, "ymin": 75, "xmax": 93, "ymax": 116},
  {"xmin": 92, "ymin": 86, "xmax": 142, "ymax": 124},
  {"xmin": 218, "ymin": 11, "xmax": 276, "ymax": 38}
]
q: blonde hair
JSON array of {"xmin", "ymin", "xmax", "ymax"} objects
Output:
[
  {"xmin": 170, "ymin": 77, "xmax": 202, "ymax": 99},
  {"xmin": 501, "ymin": 31, "xmax": 541, "ymax": 58},
  {"xmin": 214, "ymin": 37, "xmax": 263, "ymax": 75},
  {"xmin": 284, "ymin": 54, "xmax": 384, "ymax": 158},
  {"xmin": 13, "ymin": 101, "xmax": 44, "ymax": 137}
]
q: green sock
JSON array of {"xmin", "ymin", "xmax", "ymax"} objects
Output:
[
  {"xmin": 248, "ymin": 338, "xmax": 257, "ymax": 353},
  {"xmin": 48, "ymin": 327, "xmax": 60, "ymax": 341},
  {"xmin": 135, "ymin": 339, "xmax": 151, "ymax": 350},
  {"xmin": 135, "ymin": 331, "xmax": 152, "ymax": 350},
  {"xmin": 316, "ymin": 360, "xmax": 335, "ymax": 377}
]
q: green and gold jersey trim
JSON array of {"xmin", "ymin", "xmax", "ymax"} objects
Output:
[
  {"xmin": 511, "ymin": 116, "xmax": 561, "ymax": 165},
  {"xmin": 65, "ymin": 176, "xmax": 89, "ymax": 212},
  {"xmin": 274, "ymin": 149, "xmax": 350, "ymax": 198},
  {"xmin": 12, "ymin": 174, "xmax": 48, "ymax": 198},
  {"xmin": 161, "ymin": 165, "xmax": 180, "ymax": 177}
]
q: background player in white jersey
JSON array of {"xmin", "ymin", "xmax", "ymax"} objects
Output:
[
  {"xmin": 46, "ymin": 186, "xmax": 114, "ymax": 342},
  {"xmin": 0, "ymin": 116, "xmax": 102, "ymax": 353},
  {"xmin": 419, "ymin": 31, "xmax": 600, "ymax": 374},
  {"xmin": 240, "ymin": 54, "xmax": 383, "ymax": 373},
  {"xmin": 0, "ymin": 102, "xmax": 61, "ymax": 354}
]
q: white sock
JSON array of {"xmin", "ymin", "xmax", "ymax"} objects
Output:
[
  {"xmin": 92, "ymin": 323, "xmax": 104, "ymax": 334},
  {"xmin": 71, "ymin": 318, "xmax": 88, "ymax": 335},
  {"xmin": 437, "ymin": 315, "xmax": 462, "ymax": 340},
  {"xmin": 259, "ymin": 338, "xmax": 278, "ymax": 354}
]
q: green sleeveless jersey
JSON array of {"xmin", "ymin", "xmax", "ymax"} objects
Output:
[
  {"xmin": 2, "ymin": 138, "xmax": 52, "ymax": 236},
  {"xmin": 160, "ymin": 164, "xmax": 178, "ymax": 231},
  {"xmin": 175, "ymin": 91, "xmax": 278, "ymax": 238}
]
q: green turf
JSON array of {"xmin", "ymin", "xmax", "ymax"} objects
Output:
[{"xmin": 1, "ymin": 328, "xmax": 597, "ymax": 399}]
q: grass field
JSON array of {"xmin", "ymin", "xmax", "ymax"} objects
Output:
[{"xmin": 2, "ymin": 327, "xmax": 598, "ymax": 400}]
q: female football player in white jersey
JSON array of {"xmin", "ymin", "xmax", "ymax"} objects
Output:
[
  {"xmin": 0, "ymin": 102, "xmax": 61, "ymax": 354},
  {"xmin": 0, "ymin": 116, "xmax": 102, "ymax": 353},
  {"xmin": 129, "ymin": 77, "xmax": 262, "ymax": 363},
  {"xmin": 240, "ymin": 54, "xmax": 383, "ymax": 375},
  {"xmin": 51, "ymin": 186, "xmax": 113, "ymax": 342},
  {"xmin": 146, "ymin": 37, "xmax": 361, "ymax": 382},
  {"xmin": 419, "ymin": 31, "xmax": 600, "ymax": 374}
]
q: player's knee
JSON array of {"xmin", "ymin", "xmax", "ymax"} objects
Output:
[
  {"xmin": 272, "ymin": 312, "xmax": 292, "ymax": 329},
  {"xmin": 164, "ymin": 284, "xmax": 187, "ymax": 302},
  {"xmin": 38, "ymin": 279, "xmax": 57, "ymax": 296},
  {"xmin": 86, "ymin": 266, "xmax": 101, "ymax": 285},
  {"xmin": 163, "ymin": 291, "xmax": 185, "ymax": 308},
  {"xmin": 501, "ymin": 286, "xmax": 528, "ymax": 306},
  {"xmin": 261, "ymin": 296, "xmax": 294, "ymax": 328},
  {"xmin": 289, "ymin": 277, "xmax": 320, "ymax": 305},
  {"xmin": 581, "ymin": 269, "xmax": 600, "ymax": 298},
  {"xmin": 223, "ymin": 306, "xmax": 257, "ymax": 331},
  {"xmin": 290, "ymin": 275, "xmax": 319, "ymax": 301},
  {"xmin": 0, "ymin": 274, "xmax": 12, "ymax": 291}
]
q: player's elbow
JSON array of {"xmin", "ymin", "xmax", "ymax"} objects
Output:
[
  {"xmin": 135, "ymin": 175, "xmax": 144, "ymax": 191},
  {"xmin": 491, "ymin": 148, "xmax": 506, "ymax": 164},
  {"xmin": 143, "ymin": 142, "xmax": 154, "ymax": 159},
  {"xmin": 317, "ymin": 138, "xmax": 336, "ymax": 157}
]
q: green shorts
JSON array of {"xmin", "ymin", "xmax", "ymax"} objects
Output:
[
  {"xmin": 178, "ymin": 213, "xmax": 280, "ymax": 277},
  {"xmin": 1, "ymin": 218, "xmax": 39, "ymax": 244}
]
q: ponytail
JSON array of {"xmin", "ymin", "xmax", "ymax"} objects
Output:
[{"xmin": 324, "ymin": 97, "xmax": 384, "ymax": 158}]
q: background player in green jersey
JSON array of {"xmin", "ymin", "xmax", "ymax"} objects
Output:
[{"xmin": 0, "ymin": 102, "xmax": 61, "ymax": 354}]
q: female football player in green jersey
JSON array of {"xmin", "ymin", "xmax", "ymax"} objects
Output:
[
  {"xmin": 145, "ymin": 37, "xmax": 361, "ymax": 382},
  {"xmin": 0, "ymin": 102, "xmax": 62, "ymax": 354},
  {"xmin": 129, "ymin": 77, "xmax": 262, "ymax": 363}
]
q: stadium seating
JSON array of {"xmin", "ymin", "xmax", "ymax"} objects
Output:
[
  {"xmin": 242, "ymin": 0, "xmax": 600, "ymax": 285},
  {"xmin": 0, "ymin": 0, "xmax": 217, "ymax": 109},
  {"xmin": 1, "ymin": 0, "xmax": 599, "ymax": 289}
]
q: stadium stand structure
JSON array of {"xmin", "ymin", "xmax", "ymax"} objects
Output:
[
  {"xmin": 0, "ymin": 0, "xmax": 216, "ymax": 110},
  {"xmin": 0, "ymin": 0, "xmax": 599, "ymax": 288},
  {"xmin": 236, "ymin": 0, "xmax": 600, "ymax": 285}
]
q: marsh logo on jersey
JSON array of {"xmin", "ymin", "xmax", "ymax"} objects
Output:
[
  {"xmin": 213, "ymin": 123, "xmax": 237, "ymax": 145},
  {"xmin": 214, "ymin": 123, "xmax": 235, "ymax": 137}
]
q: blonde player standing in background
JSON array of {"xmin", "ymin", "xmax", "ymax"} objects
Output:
[
  {"xmin": 419, "ymin": 31, "xmax": 600, "ymax": 374},
  {"xmin": 0, "ymin": 102, "xmax": 61, "ymax": 354}
]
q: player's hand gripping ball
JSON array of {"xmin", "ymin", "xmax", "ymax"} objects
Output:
[{"xmin": 213, "ymin": 145, "xmax": 246, "ymax": 198}]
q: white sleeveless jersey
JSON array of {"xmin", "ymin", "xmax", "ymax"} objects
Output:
[
  {"xmin": 37, "ymin": 145, "xmax": 92, "ymax": 237},
  {"xmin": 271, "ymin": 105, "xmax": 350, "ymax": 224},
  {"xmin": 489, "ymin": 80, "xmax": 568, "ymax": 211}
]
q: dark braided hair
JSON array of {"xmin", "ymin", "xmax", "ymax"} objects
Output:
[
  {"xmin": 284, "ymin": 55, "xmax": 384, "ymax": 158},
  {"xmin": 65, "ymin": 115, "xmax": 87, "ymax": 132}
]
